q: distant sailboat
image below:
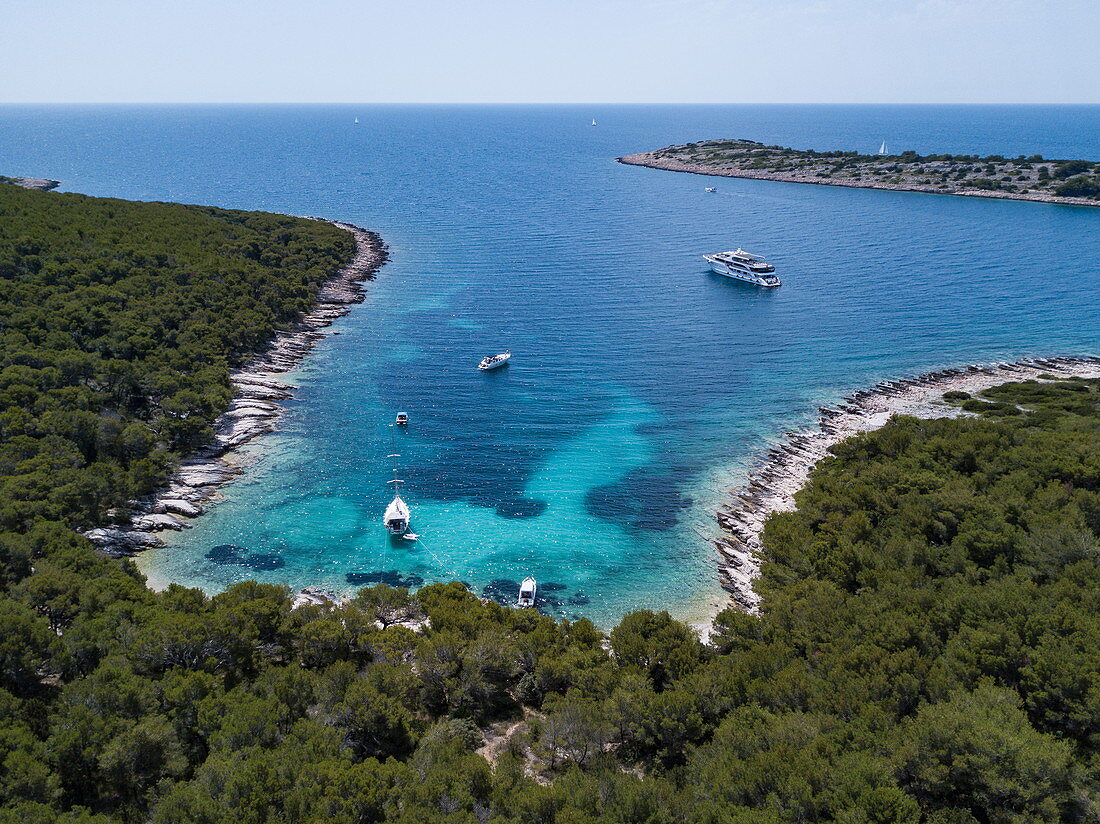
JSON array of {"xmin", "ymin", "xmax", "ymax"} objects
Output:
[
  {"xmin": 354, "ymin": 117, "xmax": 360, "ymax": 125},
  {"xmin": 591, "ymin": 118, "xmax": 597, "ymax": 126},
  {"xmin": 878, "ymin": 140, "xmax": 888, "ymax": 155}
]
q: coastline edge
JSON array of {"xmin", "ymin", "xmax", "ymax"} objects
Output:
[
  {"xmin": 716, "ymin": 355, "xmax": 1100, "ymax": 612},
  {"xmin": 617, "ymin": 153, "xmax": 1100, "ymax": 209},
  {"xmin": 84, "ymin": 220, "xmax": 389, "ymax": 559}
]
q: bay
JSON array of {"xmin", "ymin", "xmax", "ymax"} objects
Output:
[{"xmin": 2, "ymin": 104, "xmax": 1097, "ymax": 625}]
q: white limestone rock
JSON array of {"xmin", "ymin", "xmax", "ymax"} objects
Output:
[
  {"xmin": 135, "ymin": 514, "xmax": 188, "ymax": 531},
  {"xmin": 161, "ymin": 499, "xmax": 203, "ymax": 517}
]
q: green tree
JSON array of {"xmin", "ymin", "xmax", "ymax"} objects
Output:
[
  {"xmin": 897, "ymin": 684, "xmax": 1075, "ymax": 823},
  {"xmin": 610, "ymin": 610, "xmax": 706, "ymax": 689}
]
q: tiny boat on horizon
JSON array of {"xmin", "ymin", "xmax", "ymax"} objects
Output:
[
  {"xmin": 591, "ymin": 118, "xmax": 597, "ymax": 126},
  {"xmin": 478, "ymin": 350, "xmax": 511, "ymax": 371},
  {"xmin": 517, "ymin": 576, "xmax": 537, "ymax": 608},
  {"xmin": 354, "ymin": 117, "xmax": 360, "ymax": 124},
  {"xmin": 705, "ymin": 186, "xmax": 717, "ymax": 193}
]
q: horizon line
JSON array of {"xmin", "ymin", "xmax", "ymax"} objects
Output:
[{"xmin": 3, "ymin": 101, "xmax": 1100, "ymax": 107}]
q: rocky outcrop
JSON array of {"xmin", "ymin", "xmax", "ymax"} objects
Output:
[
  {"xmin": 6, "ymin": 177, "xmax": 61, "ymax": 191},
  {"xmin": 157, "ymin": 499, "xmax": 204, "ymax": 518},
  {"xmin": 716, "ymin": 356, "xmax": 1100, "ymax": 612},
  {"xmin": 84, "ymin": 221, "xmax": 388, "ymax": 558},
  {"xmin": 134, "ymin": 514, "xmax": 189, "ymax": 532},
  {"xmin": 85, "ymin": 528, "xmax": 165, "ymax": 557}
]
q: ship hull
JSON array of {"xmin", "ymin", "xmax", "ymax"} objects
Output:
[
  {"xmin": 384, "ymin": 495, "xmax": 410, "ymax": 535},
  {"xmin": 707, "ymin": 260, "xmax": 781, "ymax": 287}
]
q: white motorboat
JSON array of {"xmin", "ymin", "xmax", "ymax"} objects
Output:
[
  {"xmin": 517, "ymin": 577, "xmax": 537, "ymax": 608},
  {"xmin": 704, "ymin": 186, "xmax": 717, "ymax": 193},
  {"xmin": 395, "ymin": 412, "xmax": 408, "ymax": 426},
  {"xmin": 478, "ymin": 350, "xmax": 511, "ymax": 371},
  {"xmin": 703, "ymin": 248, "xmax": 781, "ymax": 287}
]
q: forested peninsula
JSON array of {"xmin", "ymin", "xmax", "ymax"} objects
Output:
[
  {"xmin": 0, "ymin": 181, "xmax": 368, "ymax": 542},
  {"xmin": 2, "ymin": 180, "xmax": 1100, "ymax": 823},
  {"xmin": 619, "ymin": 140, "xmax": 1100, "ymax": 206}
]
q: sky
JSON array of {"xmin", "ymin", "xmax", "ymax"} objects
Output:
[{"xmin": 1, "ymin": 0, "xmax": 1096, "ymax": 104}]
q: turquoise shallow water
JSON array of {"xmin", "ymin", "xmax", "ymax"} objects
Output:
[{"xmin": 2, "ymin": 105, "xmax": 1098, "ymax": 625}]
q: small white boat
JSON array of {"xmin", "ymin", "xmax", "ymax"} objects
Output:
[
  {"xmin": 878, "ymin": 140, "xmax": 888, "ymax": 155},
  {"xmin": 704, "ymin": 186, "xmax": 717, "ymax": 193},
  {"xmin": 517, "ymin": 577, "xmax": 537, "ymax": 608},
  {"xmin": 402, "ymin": 532, "xmax": 419, "ymax": 541},
  {"xmin": 591, "ymin": 118, "xmax": 597, "ymax": 126},
  {"xmin": 478, "ymin": 350, "xmax": 511, "ymax": 371},
  {"xmin": 395, "ymin": 412, "xmax": 408, "ymax": 426},
  {"xmin": 354, "ymin": 117, "xmax": 360, "ymax": 124}
]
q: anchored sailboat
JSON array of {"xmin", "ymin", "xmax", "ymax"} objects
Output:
[
  {"xmin": 383, "ymin": 483, "xmax": 409, "ymax": 535},
  {"xmin": 382, "ymin": 427, "xmax": 410, "ymax": 535}
]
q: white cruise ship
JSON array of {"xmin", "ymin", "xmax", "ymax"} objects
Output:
[{"xmin": 703, "ymin": 249, "xmax": 781, "ymax": 287}]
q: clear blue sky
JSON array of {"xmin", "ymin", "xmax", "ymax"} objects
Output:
[{"xmin": 3, "ymin": 0, "xmax": 1096, "ymax": 103}]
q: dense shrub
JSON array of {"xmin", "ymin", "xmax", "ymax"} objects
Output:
[{"xmin": 1054, "ymin": 175, "xmax": 1100, "ymax": 199}]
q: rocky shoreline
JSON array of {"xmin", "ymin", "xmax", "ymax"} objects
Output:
[
  {"xmin": 715, "ymin": 356, "xmax": 1100, "ymax": 612},
  {"xmin": 4, "ymin": 177, "xmax": 61, "ymax": 191},
  {"xmin": 85, "ymin": 221, "xmax": 388, "ymax": 558},
  {"xmin": 617, "ymin": 153, "xmax": 1100, "ymax": 208}
]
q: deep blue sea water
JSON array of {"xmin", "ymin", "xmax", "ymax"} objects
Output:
[{"xmin": 2, "ymin": 105, "xmax": 1098, "ymax": 625}]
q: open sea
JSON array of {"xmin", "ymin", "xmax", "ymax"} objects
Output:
[{"xmin": 2, "ymin": 104, "xmax": 1098, "ymax": 626}]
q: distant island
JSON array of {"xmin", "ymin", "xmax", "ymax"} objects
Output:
[{"xmin": 619, "ymin": 139, "xmax": 1100, "ymax": 206}]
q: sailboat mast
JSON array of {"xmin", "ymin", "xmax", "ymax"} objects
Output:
[{"xmin": 387, "ymin": 423, "xmax": 401, "ymax": 494}]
